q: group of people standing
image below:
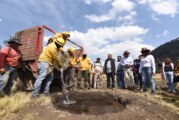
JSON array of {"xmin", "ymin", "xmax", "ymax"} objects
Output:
[
  {"xmin": 0, "ymin": 32, "xmax": 177, "ymax": 98},
  {"xmin": 93, "ymin": 47, "xmax": 176, "ymax": 94},
  {"xmin": 102, "ymin": 48, "xmax": 156, "ymax": 95}
]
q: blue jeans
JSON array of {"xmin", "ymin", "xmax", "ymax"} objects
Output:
[
  {"xmin": 0, "ymin": 65, "xmax": 16, "ymax": 95},
  {"xmin": 141, "ymin": 67, "xmax": 155, "ymax": 92},
  {"xmin": 32, "ymin": 61, "xmax": 54, "ymax": 96},
  {"xmin": 117, "ymin": 71, "xmax": 125, "ymax": 88},
  {"xmin": 165, "ymin": 71, "xmax": 175, "ymax": 92}
]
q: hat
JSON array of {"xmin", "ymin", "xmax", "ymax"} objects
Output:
[
  {"xmin": 123, "ymin": 51, "xmax": 130, "ymax": 55},
  {"xmin": 141, "ymin": 47, "xmax": 150, "ymax": 52},
  {"xmin": 68, "ymin": 47, "xmax": 75, "ymax": 53},
  {"xmin": 55, "ymin": 37, "xmax": 66, "ymax": 47},
  {"xmin": 62, "ymin": 32, "xmax": 70, "ymax": 38},
  {"xmin": 6, "ymin": 37, "xmax": 22, "ymax": 46}
]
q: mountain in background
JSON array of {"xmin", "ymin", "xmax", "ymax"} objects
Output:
[{"xmin": 151, "ymin": 37, "xmax": 179, "ymax": 64}]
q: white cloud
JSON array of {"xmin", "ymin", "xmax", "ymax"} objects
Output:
[
  {"xmin": 43, "ymin": 36, "xmax": 51, "ymax": 42},
  {"xmin": 85, "ymin": 14, "xmax": 113, "ymax": 23},
  {"xmin": 0, "ymin": 18, "xmax": 2, "ymax": 22},
  {"xmin": 118, "ymin": 11, "xmax": 137, "ymax": 25},
  {"xmin": 85, "ymin": 0, "xmax": 135, "ymax": 23},
  {"xmin": 69, "ymin": 25, "xmax": 153, "ymax": 61},
  {"xmin": 156, "ymin": 30, "xmax": 169, "ymax": 38},
  {"xmin": 138, "ymin": 0, "xmax": 148, "ymax": 4},
  {"xmin": 151, "ymin": 14, "xmax": 160, "ymax": 22},
  {"xmin": 162, "ymin": 30, "xmax": 168, "ymax": 36},
  {"xmin": 111, "ymin": 0, "xmax": 134, "ymax": 12},
  {"xmin": 43, "ymin": 36, "xmax": 51, "ymax": 46},
  {"xmin": 97, "ymin": 41, "xmax": 154, "ymax": 59},
  {"xmin": 84, "ymin": 0, "xmax": 112, "ymax": 4},
  {"xmin": 139, "ymin": 0, "xmax": 179, "ymax": 17}
]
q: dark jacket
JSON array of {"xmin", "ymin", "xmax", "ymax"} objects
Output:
[{"xmin": 104, "ymin": 58, "xmax": 116, "ymax": 74}]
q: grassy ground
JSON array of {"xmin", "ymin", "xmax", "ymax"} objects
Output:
[
  {"xmin": 0, "ymin": 92, "xmax": 51, "ymax": 120},
  {"xmin": 0, "ymin": 74, "xmax": 178, "ymax": 120},
  {"xmin": 0, "ymin": 92, "xmax": 31, "ymax": 120}
]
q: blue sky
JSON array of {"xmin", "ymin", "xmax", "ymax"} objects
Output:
[{"xmin": 0, "ymin": 0, "xmax": 179, "ymax": 61}]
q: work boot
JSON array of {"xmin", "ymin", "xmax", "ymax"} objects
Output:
[
  {"xmin": 141, "ymin": 89, "xmax": 146, "ymax": 93},
  {"xmin": 172, "ymin": 90, "xmax": 176, "ymax": 94},
  {"xmin": 31, "ymin": 95, "xmax": 39, "ymax": 99},
  {"xmin": 167, "ymin": 89, "xmax": 172, "ymax": 93},
  {"xmin": 151, "ymin": 91, "xmax": 155, "ymax": 95},
  {"xmin": 44, "ymin": 93, "xmax": 51, "ymax": 96}
]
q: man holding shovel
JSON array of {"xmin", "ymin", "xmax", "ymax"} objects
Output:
[{"xmin": 31, "ymin": 32, "xmax": 70, "ymax": 98}]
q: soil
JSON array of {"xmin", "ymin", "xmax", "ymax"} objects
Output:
[
  {"xmin": 11, "ymin": 89, "xmax": 179, "ymax": 120},
  {"xmin": 52, "ymin": 91, "xmax": 127, "ymax": 115},
  {"xmin": 6, "ymin": 74, "xmax": 179, "ymax": 120}
]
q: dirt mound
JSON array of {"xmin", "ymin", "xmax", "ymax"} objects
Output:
[{"xmin": 52, "ymin": 92, "xmax": 128, "ymax": 115}]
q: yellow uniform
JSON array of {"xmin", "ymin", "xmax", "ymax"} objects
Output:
[
  {"xmin": 38, "ymin": 42, "xmax": 61, "ymax": 67},
  {"xmin": 77, "ymin": 57, "xmax": 91, "ymax": 71},
  {"xmin": 52, "ymin": 32, "xmax": 70, "ymax": 43},
  {"xmin": 69, "ymin": 57, "xmax": 76, "ymax": 67}
]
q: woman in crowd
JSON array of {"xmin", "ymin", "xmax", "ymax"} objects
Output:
[
  {"xmin": 139, "ymin": 48, "xmax": 156, "ymax": 95},
  {"xmin": 162, "ymin": 58, "xmax": 176, "ymax": 93}
]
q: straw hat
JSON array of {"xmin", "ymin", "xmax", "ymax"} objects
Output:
[{"xmin": 141, "ymin": 47, "xmax": 150, "ymax": 52}]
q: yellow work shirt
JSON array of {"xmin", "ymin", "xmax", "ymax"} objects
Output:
[
  {"xmin": 38, "ymin": 42, "xmax": 61, "ymax": 67},
  {"xmin": 51, "ymin": 33, "xmax": 67, "ymax": 46},
  {"xmin": 69, "ymin": 57, "xmax": 76, "ymax": 67},
  {"xmin": 77, "ymin": 57, "xmax": 91, "ymax": 71}
]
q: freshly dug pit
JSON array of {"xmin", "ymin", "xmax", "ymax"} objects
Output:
[{"xmin": 52, "ymin": 91, "xmax": 128, "ymax": 115}]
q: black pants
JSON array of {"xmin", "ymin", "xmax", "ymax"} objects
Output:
[
  {"xmin": 106, "ymin": 72, "xmax": 115, "ymax": 88},
  {"xmin": 133, "ymin": 72, "xmax": 142, "ymax": 89}
]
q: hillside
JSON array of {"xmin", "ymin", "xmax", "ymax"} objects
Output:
[{"xmin": 151, "ymin": 37, "xmax": 179, "ymax": 63}]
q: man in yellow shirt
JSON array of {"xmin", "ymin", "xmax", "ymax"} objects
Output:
[
  {"xmin": 47, "ymin": 32, "xmax": 70, "ymax": 45},
  {"xmin": 77, "ymin": 52, "xmax": 91, "ymax": 89},
  {"xmin": 32, "ymin": 37, "xmax": 67, "ymax": 98},
  {"xmin": 64, "ymin": 47, "xmax": 76, "ymax": 89}
]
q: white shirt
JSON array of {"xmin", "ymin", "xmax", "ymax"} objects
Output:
[
  {"xmin": 92, "ymin": 62, "xmax": 103, "ymax": 73},
  {"xmin": 121, "ymin": 56, "xmax": 133, "ymax": 66},
  {"xmin": 106, "ymin": 61, "xmax": 112, "ymax": 73},
  {"xmin": 139, "ymin": 54, "xmax": 156, "ymax": 73}
]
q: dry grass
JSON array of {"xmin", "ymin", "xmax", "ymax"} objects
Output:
[
  {"xmin": 137, "ymin": 91, "xmax": 179, "ymax": 114},
  {"xmin": 135, "ymin": 74, "xmax": 179, "ymax": 114},
  {"xmin": 0, "ymin": 92, "xmax": 32, "ymax": 119},
  {"xmin": 24, "ymin": 113, "xmax": 36, "ymax": 120},
  {"xmin": 0, "ymin": 92, "xmax": 52, "ymax": 120}
]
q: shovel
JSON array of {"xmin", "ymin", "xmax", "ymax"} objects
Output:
[{"xmin": 54, "ymin": 51, "xmax": 76, "ymax": 105}]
